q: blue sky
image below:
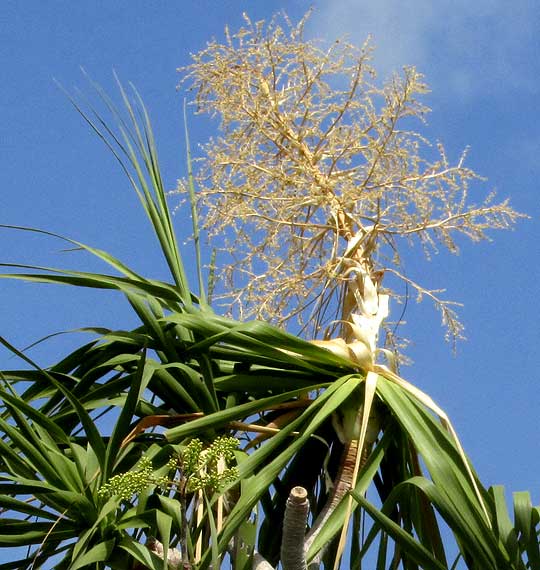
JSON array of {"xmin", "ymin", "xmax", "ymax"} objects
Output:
[{"xmin": 1, "ymin": 0, "xmax": 539, "ymax": 559}]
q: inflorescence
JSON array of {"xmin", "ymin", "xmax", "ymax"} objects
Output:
[{"xmin": 98, "ymin": 436, "xmax": 240, "ymax": 502}]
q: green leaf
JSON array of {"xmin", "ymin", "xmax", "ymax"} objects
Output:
[
  {"xmin": 513, "ymin": 490, "xmax": 540, "ymax": 568},
  {"xmin": 119, "ymin": 536, "xmax": 165, "ymax": 570},
  {"xmin": 376, "ymin": 377, "xmax": 494, "ymax": 541},
  {"xmin": 104, "ymin": 348, "xmax": 152, "ymax": 479},
  {"xmin": 0, "ymin": 495, "xmax": 59, "ymax": 520},
  {"xmin": 349, "ymin": 490, "xmax": 447, "ymax": 570},
  {"xmin": 0, "ymin": 335, "xmax": 107, "ymax": 466},
  {"xmin": 155, "ymin": 510, "xmax": 173, "ymax": 570},
  {"xmin": 183, "ymin": 99, "xmax": 208, "ymax": 307},
  {"xmin": 0, "ymin": 263, "xmax": 184, "ymax": 306},
  {"xmin": 65, "ymin": 73, "xmax": 194, "ymax": 304},
  {"xmin": 205, "ymin": 493, "xmax": 221, "ymax": 570},
  {"xmin": 0, "ymin": 520, "xmax": 76, "ymax": 546},
  {"xmin": 70, "ymin": 538, "xmax": 115, "ymax": 570},
  {"xmin": 490, "ymin": 486, "xmax": 519, "ymax": 559},
  {"xmin": 165, "ymin": 384, "xmax": 328, "ymax": 443}
]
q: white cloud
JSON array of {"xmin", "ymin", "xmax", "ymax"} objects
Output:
[
  {"xmin": 306, "ymin": 0, "xmax": 434, "ymax": 75},
  {"xmin": 306, "ymin": 0, "xmax": 539, "ymax": 100}
]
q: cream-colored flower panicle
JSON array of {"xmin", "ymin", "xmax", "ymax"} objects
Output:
[{"xmin": 177, "ymin": 11, "xmax": 524, "ymax": 348}]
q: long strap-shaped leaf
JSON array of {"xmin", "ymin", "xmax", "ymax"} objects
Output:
[
  {"xmin": 183, "ymin": 100, "xmax": 208, "ymax": 308},
  {"xmin": 307, "ymin": 353, "xmax": 491, "ymax": 568},
  {"xmin": 374, "ymin": 364, "xmax": 490, "ymax": 525},
  {"xmin": 61, "ymin": 74, "xmax": 193, "ymax": 304},
  {"xmin": 0, "ymin": 335, "xmax": 107, "ymax": 467},
  {"xmin": 350, "ymin": 488, "xmax": 449, "ymax": 570},
  {"xmin": 0, "ymin": 263, "xmax": 184, "ymax": 305}
]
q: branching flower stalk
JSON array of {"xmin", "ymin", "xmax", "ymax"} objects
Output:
[{"xmin": 177, "ymin": 11, "xmax": 525, "ymax": 347}]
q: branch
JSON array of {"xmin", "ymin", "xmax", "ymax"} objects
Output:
[
  {"xmin": 281, "ymin": 486, "xmax": 310, "ymax": 570},
  {"xmin": 304, "ymin": 440, "xmax": 359, "ymax": 556}
]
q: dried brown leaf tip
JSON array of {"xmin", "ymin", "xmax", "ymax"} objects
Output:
[{"xmin": 176, "ymin": 11, "xmax": 526, "ymax": 348}]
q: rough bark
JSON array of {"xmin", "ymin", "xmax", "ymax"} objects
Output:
[{"xmin": 281, "ymin": 486, "xmax": 310, "ymax": 570}]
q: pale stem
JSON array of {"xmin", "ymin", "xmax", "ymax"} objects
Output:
[{"xmin": 281, "ymin": 486, "xmax": 310, "ymax": 570}]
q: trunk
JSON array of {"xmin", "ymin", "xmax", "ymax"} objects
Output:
[{"xmin": 304, "ymin": 438, "xmax": 369, "ymax": 555}]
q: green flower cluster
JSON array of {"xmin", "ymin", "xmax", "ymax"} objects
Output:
[
  {"xmin": 181, "ymin": 438, "xmax": 204, "ymax": 476},
  {"xmin": 98, "ymin": 456, "xmax": 169, "ymax": 501},
  {"xmin": 97, "ymin": 437, "xmax": 240, "ymax": 502},
  {"xmin": 183, "ymin": 436, "xmax": 239, "ymax": 493}
]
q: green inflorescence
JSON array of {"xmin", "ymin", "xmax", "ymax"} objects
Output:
[
  {"xmin": 183, "ymin": 436, "xmax": 239, "ymax": 493},
  {"xmin": 98, "ymin": 456, "xmax": 170, "ymax": 501},
  {"xmin": 181, "ymin": 437, "xmax": 204, "ymax": 476},
  {"xmin": 97, "ymin": 436, "xmax": 239, "ymax": 502}
]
